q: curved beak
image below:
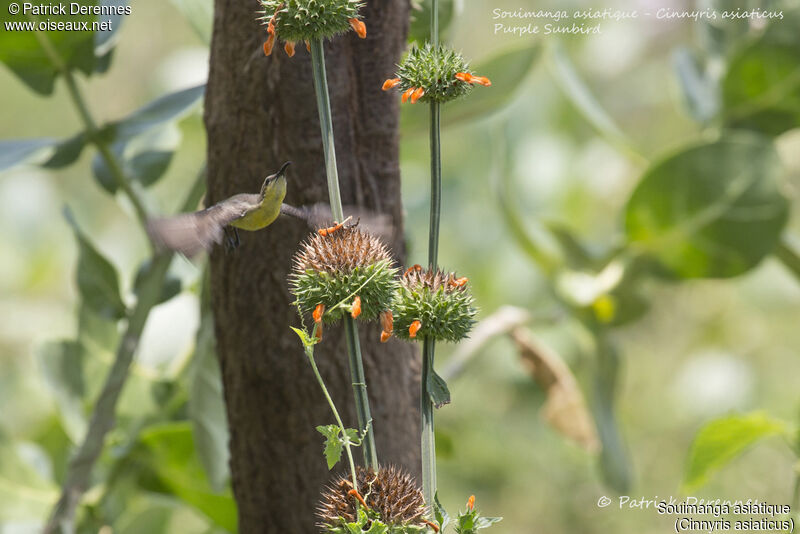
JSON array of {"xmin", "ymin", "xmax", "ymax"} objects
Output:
[{"xmin": 276, "ymin": 161, "xmax": 291, "ymax": 177}]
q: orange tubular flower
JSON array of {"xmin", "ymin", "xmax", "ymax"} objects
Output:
[
  {"xmin": 454, "ymin": 72, "xmax": 473, "ymax": 83},
  {"xmin": 263, "ymin": 34, "xmax": 276, "ymax": 56},
  {"xmin": 382, "ymin": 78, "xmax": 401, "ymax": 91},
  {"xmin": 409, "ymin": 320, "xmax": 422, "ymax": 339},
  {"xmin": 401, "ymin": 87, "xmax": 415, "ymax": 103},
  {"xmin": 313, "ymin": 303, "xmax": 325, "ymax": 323},
  {"xmin": 348, "ymin": 18, "xmax": 367, "ymax": 38},
  {"xmin": 347, "ymin": 489, "xmax": 369, "ymax": 509},
  {"xmin": 351, "ymin": 296, "xmax": 362, "ymax": 319},
  {"xmin": 467, "ymin": 494, "xmax": 475, "ymax": 511},
  {"xmin": 410, "ymin": 87, "xmax": 424, "ymax": 104},
  {"xmin": 305, "ymin": 40, "xmax": 311, "ymax": 52},
  {"xmin": 471, "ymin": 75, "xmax": 492, "ymax": 87},
  {"xmin": 284, "ymin": 40, "xmax": 296, "ymax": 57},
  {"xmin": 453, "ymin": 276, "xmax": 468, "ymax": 288},
  {"xmin": 423, "ymin": 519, "xmax": 440, "ymax": 533},
  {"xmin": 379, "ymin": 310, "xmax": 393, "ymax": 342}
]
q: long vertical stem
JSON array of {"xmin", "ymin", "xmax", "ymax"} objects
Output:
[
  {"xmin": 344, "ymin": 314, "xmax": 378, "ymax": 470},
  {"xmin": 309, "ymin": 37, "xmax": 378, "ymax": 471},
  {"xmin": 421, "ymin": 0, "xmax": 441, "ymax": 513},
  {"xmin": 310, "ymin": 38, "xmax": 344, "ymax": 222},
  {"xmin": 420, "ymin": 338, "xmax": 437, "ymax": 507}
]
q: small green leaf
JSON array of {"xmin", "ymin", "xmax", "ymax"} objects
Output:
[
  {"xmin": 290, "ymin": 326, "xmax": 315, "ymax": 349},
  {"xmin": 0, "ymin": 138, "xmax": 56, "ymax": 172},
  {"xmin": 427, "ymin": 368, "xmax": 450, "ymax": 408},
  {"xmin": 673, "ymin": 48, "xmax": 719, "ymax": 124},
  {"xmin": 65, "ymin": 209, "xmax": 127, "ymax": 320},
  {"xmin": 343, "ymin": 427, "xmax": 360, "ymax": 445},
  {"xmin": 475, "ymin": 517, "xmax": 503, "ymax": 528},
  {"xmin": 42, "ymin": 133, "xmax": 88, "ymax": 169},
  {"xmin": 434, "ymin": 492, "xmax": 450, "ymax": 530},
  {"xmin": 683, "ymin": 412, "xmax": 788, "ymax": 493},
  {"xmin": 317, "ymin": 424, "xmax": 344, "ymax": 470},
  {"xmin": 133, "ymin": 260, "xmax": 181, "ymax": 306},
  {"xmin": 94, "ymin": 0, "xmax": 127, "ymax": 59},
  {"xmin": 625, "ymin": 132, "xmax": 789, "ymax": 278}
]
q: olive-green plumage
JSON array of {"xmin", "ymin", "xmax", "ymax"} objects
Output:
[{"xmin": 147, "ymin": 161, "xmax": 290, "ymax": 256}]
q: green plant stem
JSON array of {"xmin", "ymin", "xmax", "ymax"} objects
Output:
[
  {"xmin": 305, "ymin": 338, "xmax": 359, "ymax": 489},
  {"xmin": 776, "ymin": 237, "xmax": 800, "ymax": 283},
  {"xmin": 420, "ymin": 0, "xmax": 441, "ymax": 514},
  {"xmin": 43, "ymin": 169, "xmax": 206, "ymax": 534},
  {"xmin": 344, "ymin": 316, "xmax": 378, "ymax": 470},
  {"xmin": 309, "ymin": 36, "xmax": 378, "ymax": 470},
  {"xmin": 33, "ymin": 28, "xmax": 149, "ymax": 229},
  {"xmin": 310, "ymin": 38, "xmax": 344, "ymax": 222},
  {"xmin": 420, "ymin": 337, "xmax": 437, "ymax": 508}
]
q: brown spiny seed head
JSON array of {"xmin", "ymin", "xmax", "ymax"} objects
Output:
[
  {"xmin": 291, "ymin": 228, "xmax": 399, "ymax": 323},
  {"xmin": 316, "ymin": 466, "xmax": 427, "ymax": 531},
  {"xmin": 392, "ymin": 267, "xmax": 477, "ymax": 343}
]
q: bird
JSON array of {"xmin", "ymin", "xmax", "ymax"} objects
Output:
[
  {"xmin": 147, "ymin": 162, "xmax": 393, "ymax": 257},
  {"xmin": 147, "ymin": 161, "xmax": 291, "ymax": 257}
]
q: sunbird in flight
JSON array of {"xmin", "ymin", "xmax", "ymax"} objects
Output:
[{"xmin": 147, "ymin": 162, "xmax": 390, "ymax": 256}]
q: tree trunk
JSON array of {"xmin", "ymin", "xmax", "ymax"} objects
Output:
[{"xmin": 204, "ymin": 1, "xmax": 418, "ymax": 531}]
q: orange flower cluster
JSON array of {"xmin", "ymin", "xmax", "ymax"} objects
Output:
[
  {"xmin": 263, "ymin": 10, "xmax": 366, "ymax": 58},
  {"xmin": 382, "ymin": 72, "xmax": 492, "ymax": 104}
]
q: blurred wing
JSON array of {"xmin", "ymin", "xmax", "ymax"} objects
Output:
[
  {"xmin": 280, "ymin": 202, "xmax": 393, "ymax": 243},
  {"xmin": 147, "ymin": 196, "xmax": 253, "ymax": 257}
]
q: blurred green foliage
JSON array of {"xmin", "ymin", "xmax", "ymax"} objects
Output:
[{"xmin": 0, "ymin": 0, "xmax": 799, "ymax": 532}]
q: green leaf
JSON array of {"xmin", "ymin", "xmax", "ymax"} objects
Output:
[
  {"xmin": 475, "ymin": 517, "xmax": 503, "ymax": 528},
  {"xmin": 625, "ymin": 132, "xmax": 789, "ymax": 279},
  {"xmin": 0, "ymin": 1, "xmax": 100, "ymax": 95},
  {"xmin": 723, "ymin": 34, "xmax": 800, "ymax": 136},
  {"xmin": 169, "ymin": 0, "xmax": 213, "ymax": 44},
  {"xmin": 136, "ymin": 422, "xmax": 238, "ymax": 532},
  {"xmin": 133, "ymin": 259, "xmax": 181, "ymax": 306},
  {"xmin": 317, "ymin": 424, "xmax": 344, "ymax": 470},
  {"xmin": 683, "ymin": 412, "xmax": 789, "ymax": 493},
  {"xmin": 112, "ymin": 85, "xmax": 205, "ymax": 142},
  {"xmin": 43, "ymin": 133, "xmax": 88, "ymax": 169},
  {"xmin": 401, "ymin": 44, "xmax": 541, "ymax": 132},
  {"xmin": 37, "ymin": 341, "xmax": 87, "ymax": 443},
  {"xmin": 0, "ymin": 138, "xmax": 57, "ymax": 171},
  {"xmin": 65, "ymin": 209, "xmax": 127, "ymax": 320},
  {"xmin": 434, "ymin": 492, "xmax": 450, "ymax": 530},
  {"xmin": 427, "ymin": 368, "xmax": 450, "ymax": 408},
  {"xmin": 95, "ymin": 0, "xmax": 127, "ymax": 59},
  {"xmin": 673, "ymin": 48, "xmax": 719, "ymax": 124},
  {"xmin": 548, "ymin": 43, "xmax": 635, "ymax": 154},
  {"xmin": 188, "ymin": 269, "xmax": 230, "ymax": 493},
  {"xmin": 290, "ymin": 326, "xmax": 316, "ymax": 349}
]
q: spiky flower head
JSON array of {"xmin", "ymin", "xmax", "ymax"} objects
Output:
[
  {"xmin": 317, "ymin": 466, "xmax": 429, "ymax": 533},
  {"xmin": 392, "ymin": 265, "xmax": 477, "ymax": 343},
  {"xmin": 381, "ymin": 44, "xmax": 491, "ymax": 104},
  {"xmin": 258, "ymin": 0, "xmax": 366, "ymax": 57},
  {"xmin": 291, "ymin": 227, "xmax": 398, "ymax": 329}
]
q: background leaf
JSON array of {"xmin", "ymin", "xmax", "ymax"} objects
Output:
[
  {"xmin": 0, "ymin": 138, "xmax": 57, "ymax": 171},
  {"xmin": 683, "ymin": 412, "xmax": 788, "ymax": 492},
  {"xmin": 625, "ymin": 132, "xmax": 789, "ymax": 278},
  {"xmin": 65, "ymin": 209, "xmax": 127, "ymax": 320},
  {"xmin": 723, "ymin": 33, "xmax": 800, "ymax": 136},
  {"xmin": 37, "ymin": 341, "xmax": 88, "ymax": 443},
  {"xmin": 0, "ymin": 1, "xmax": 101, "ymax": 94}
]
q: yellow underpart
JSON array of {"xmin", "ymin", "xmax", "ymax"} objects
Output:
[{"xmin": 231, "ymin": 176, "xmax": 286, "ymax": 231}]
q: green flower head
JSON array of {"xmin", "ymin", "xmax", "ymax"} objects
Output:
[
  {"xmin": 290, "ymin": 227, "xmax": 398, "ymax": 337},
  {"xmin": 258, "ymin": 0, "xmax": 366, "ymax": 57},
  {"xmin": 391, "ymin": 265, "xmax": 477, "ymax": 343},
  {"xmin": 382, "ymin": 44, "xmax": 492, "ymax": 104}
]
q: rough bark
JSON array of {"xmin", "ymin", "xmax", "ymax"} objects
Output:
[{"xmin": 204, "ymin": 0, "xmax": 418, "ymax": 532}]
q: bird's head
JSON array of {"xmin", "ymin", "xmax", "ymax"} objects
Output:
[{"xmin": 260, "ymin": 161, "xmax": 290, "ymax": 201}]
